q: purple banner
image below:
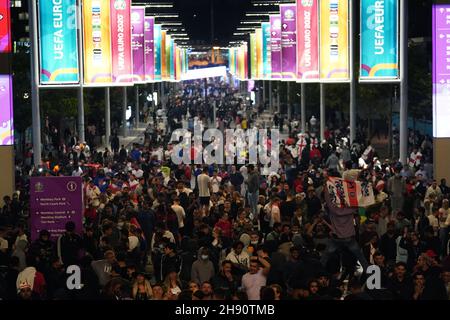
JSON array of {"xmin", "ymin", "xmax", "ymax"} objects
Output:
[
  {"xmin": 433, "ymin": 5, "xmax": 450, "ymax": 138},
  {"xmin": 0, "ymin": 75, "xmax": 13, "ymax": 145},
  {"xmin": 281, "ymin": 4, "xmax": 297, "ymax": 80},
  {"xmin": 144, "ymin": 16, "xmax": 155, "ymax": 82},
  {"xmin": 30, "ymin": 177, "xmax": 84, "ymax": 241},
  {"xmin": 131, "ymin": 7, "xmax": 145, "ymax": 82},
  {"xmin": 270, "ymin": 15, "xmax": 282, "ymax": 79}
]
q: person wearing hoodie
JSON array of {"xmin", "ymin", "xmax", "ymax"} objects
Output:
[
  {"xmin": 191, "ymin": 247, "xmax": 215, "ymax": 285},
  {"xmin": 12, "ymin": 239, "xmax": 28, "ymax": 271},
  {"xmin": 30, "ymin": 230, "xmax": 56, "ymax": 273}
]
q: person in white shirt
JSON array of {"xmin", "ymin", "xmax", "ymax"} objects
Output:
[
  {"xmin": 0, "ymin": 228, "xmax": 9, "ymax": 254},
  {"xmin": 225, "ymin": 241, "xmax": 250, "ymax": 270},
  {"xmin": 210, "ymin": 170, "xmax": 222, "ymax": 194},
  {"xmin": 86, "ymin": 180, "xmax": 101, "ymax": 208},
  {"xmin": 428, "ymin": 206, "xmax": 441, "ymax": 236},
  {"xmin": 197, "ymin": 167, "xmax": 211, "ymax": 208},
  {"xmin": 269, "ymin": 197, "xmax": 281, "ymax": 228},
  {"xmin": 241, "ymin": 255, "xmax": 271, "ymax": 300},
  {"xmin": 72, "ymin": 165, "xmax": 84, "ymax": 177},
  {"xmin": 128, "ymin": 175, "xmax": 139, "ymax": 191},
  {"xmin": 132, "ymin": 166, "xmax": 144, "ymax": 179},
  {"xmin": 171, "ymin": 197, "xmax": 186, "ymax": 234},
  {"xmin": 425, "ymin": 180, "xmax": 443, "ymax": 201}
]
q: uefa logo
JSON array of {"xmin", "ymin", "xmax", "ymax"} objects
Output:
[
  {"xmin": 302, "ymin": 0, "xmax": 314, "ymax": 7},
  {"xmin": 114, "ymin": 0, "xmax": 126, "ymax": 10},
  {"xmin": 285, "ymin": 9, "xmax": 295, "ymax": 19},
  {"xmin": 131, "ymin": 11, "xmax": 141, "ymax": 23},
  {"xmin": 274, "ymin": 19, "xmax": 281, "ymax": 29}
]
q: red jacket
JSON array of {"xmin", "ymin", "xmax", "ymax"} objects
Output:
[{"xmin": 215, "ymin": 219, "xmax": 232, "ymax": 239}]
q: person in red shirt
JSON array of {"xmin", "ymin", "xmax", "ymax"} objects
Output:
[
  {"xmin": 215, "ymin": 213, "xmax": 233, "ymax": 240},
  {"xmin": 309, "ymin": 146, "xmax": 322, "ymax": 165}
]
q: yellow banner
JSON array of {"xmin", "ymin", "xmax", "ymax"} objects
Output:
[
  {"xmin": 319, "ymin": 0, "xmax": 349, "ymax": 81},
  {"xmin": 83, "ymin": 0, "xmax": 112, "ymax": 84},
  {"xmin": 176, "ymin": 46, "xmax": 181, "ymax": 81},
  {"xmin": 256, "ymin": 28, "xmax": 263, "ymax": 79},
  {"xmin": 238, "ymin": 45, "xmax": 245, "ymax": 80}
]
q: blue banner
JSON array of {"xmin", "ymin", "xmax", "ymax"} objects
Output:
[
  {"xmin": 262, "ymin": 22, "xmax": 271, "ymax": 79},
  {"xmin": 360, "ymin": 0, "xmax": 399, "ymax": 80},
  {"xmin": 38, "ymin": 0, "xmax": 79, "ymax": 84},
  {"xmin": 154, "ymin": 24, "xmax": 162, "ymax": 81}
]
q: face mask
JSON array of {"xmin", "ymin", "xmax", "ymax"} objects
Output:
[
  {"xmin": 201, "ymin": 255, "xmax": 209, "ymax": 260},
  {"xmin": 117, "ymin": 222, "xmax": 124, "ymax": 229},
  {"xmin": 251, "ymin": 241, "xmax": 259, "ymax": 246}
]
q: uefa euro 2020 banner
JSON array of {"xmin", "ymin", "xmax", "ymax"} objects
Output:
[
  {"xmin": 144, "ymin": 16, "xmax": 155, "ymax": 82},
  {"xmin": 38, "ymin": 0, "xmax": 80, "ymax": 84},
  {"xmin": 131, "ymin": 6, "xmax": 145, "ymax": 83},
  {"xmin": 319, "ymin": 0, "xmax": 350, "ymax": 82},
  {"xmin": 110, "ymin": 0, "xmax": 133, "ymax": 84},
  {"xmin": 83, "ymin": 0, "xmax": 113, "ymax": 84},
  {"xmin": 154, "ymin": 24, "xmax": 162, "ymax": 81},
  {"xmin": 296, "ymin": 0, "xmax": 319, "ymax": 81},
  {"xmin": 280, "ymin": 4, "xmax": 297, "ymax": 80},
  {"xmin": 262, "ymin": 22, "xmax": 272, "ymax": 80},
  {"xmin": 360, "ymin": 0, "xmax": 399, "ymax": 81},
  {"xmin": 270, "ymin": 15, "xmax": 282, "ymax": 79}
]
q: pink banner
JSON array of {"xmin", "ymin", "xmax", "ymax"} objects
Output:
[
  {"xmin": 144, "ymin": 16, "xmax": 155, "ymax": 82},
  {"xmin": 297, "ymin": 0, "xmax": 319, "ymax": 81},
  {"xmin": 110, "ymin": 0, "xmax": 132, "ymax": 83}
]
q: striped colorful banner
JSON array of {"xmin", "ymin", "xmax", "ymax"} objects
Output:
[
  {"xmin": 83, "ymin": 0, "xmax": 112, "ymax": 84},
  {"xmin": 319, "ymin": 0, "xmax": 350, "ymax": 81}
]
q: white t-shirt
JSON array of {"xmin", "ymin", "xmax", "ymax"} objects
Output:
[
  {"xmin": 132, "ymin": 169, "xmax": 144, "ymax": 179},
  {"xmin": 241, "ymin": 269, "xmax": 266, "ymax": 300},
  {"xmin": 210, "ymin": 176, "xmax": 222, "ymax": 193},
  {"xmin": 198, "ymin": 173, "xmax": 211, "ymax": 197},
  {"xmin": 171, "ymin": 204, "xmax": 186, "ymax": 228},
  {"xmin": 72, "ymin": 168, "xmax": 83, "ymax": 177}
]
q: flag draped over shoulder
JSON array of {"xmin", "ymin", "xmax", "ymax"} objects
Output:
[{"xmin": 326, "ymin": 177, "xmax": 375, "ymax": 208}]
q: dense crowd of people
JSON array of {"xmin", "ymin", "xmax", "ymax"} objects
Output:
[{"xmin": 0, "ymin": 79, "xmax": 449, "ymax": 301}]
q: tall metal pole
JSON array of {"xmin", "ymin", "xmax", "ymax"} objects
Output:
[
  {"xmin": 78, "ymin": 88, "xmax": 85, "ymax": 142},
  {"xmin": 263, "ymin": 81, "xmax": 266, "ymax": 108},
  {"xmin": 76, "ymin": 0, "xmax": 85, "ymax": 144},
  {"xmin": 135, "ymin": 85, "xmax": 140, "ymax": 128},
  {"xmin": 349, "ymin": 0, "xmax": 356, "ymax": 144},
  {"xmin": 287, "ymin": 82, "xmax": 291, "ymax": 120},
  {"xmin": 161, "ymin": 82, "xmax": 166, "ymax": 110},
  {"xmin": 320, "ymin": 83, "xmax": 326, "ymax": 142},
  {"xmin": 301, "ymin": 83, "xmax": 306, "ymax": 133},
  {"xmin": 122, "ymin": 87, "xmax": 128, "ymax": 137},
  {"xmin": 105, "ymin": 87, "xmax": 111, "ymax": 149},
  {"xmin": 399, "ymin": 0, "xmax": 409, "ymax": 164},
  {"xmin": 269, "ymin": 81, "xmax": 273, "ymax": 112},
  {"xmin": 277, "ymin": 81, "xmax": 281, "ymax": 113},
  {"xmin": 29, "ymin": 0, "xmax": 41, "ymax": 166}
]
